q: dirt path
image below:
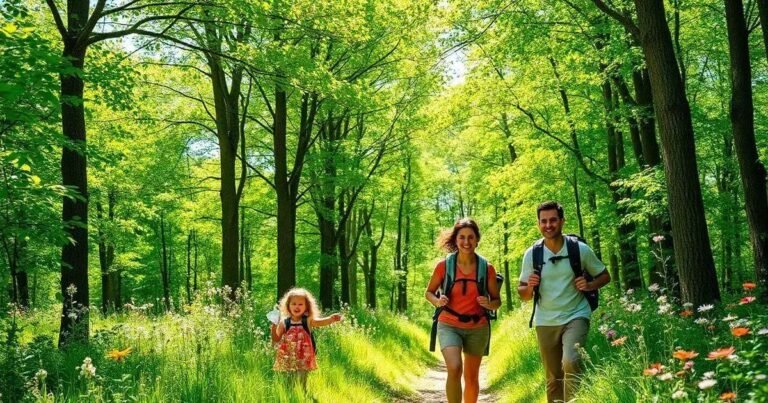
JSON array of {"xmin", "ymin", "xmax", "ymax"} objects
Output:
[{"xmin": 394, "ymin": 361, "xmax": 499, "ymax": 402}]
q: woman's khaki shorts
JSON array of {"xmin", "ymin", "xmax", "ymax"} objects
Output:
[{"xmin": 437, "ymin": 322, "xmax": 490, "ymax": 356}]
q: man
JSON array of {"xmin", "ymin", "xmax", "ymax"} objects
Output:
[{"xmin": 518, "ymin": 201, "xmax": 611, "ymax": 402}]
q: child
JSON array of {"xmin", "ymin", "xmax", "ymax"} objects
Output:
[{"xmin": 270, "ymin": 287, "xmax": 342, "ymax": 391}]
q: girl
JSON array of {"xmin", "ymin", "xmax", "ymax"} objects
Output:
[{"xmin": 270, "ymin": 287, "xmax": 342, "ymax": 391}]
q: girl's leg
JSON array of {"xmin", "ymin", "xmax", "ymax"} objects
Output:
[
  {"xmin": 297, "ymin": 371, "xmax": 308, "ymax": 392},
  {"xmin": 442, "ymin": 346, "xmax": 463, "ymax": 403},
  {"xmin": 463, "ymin": 354, "xmax": 483, "ymax": 403}
]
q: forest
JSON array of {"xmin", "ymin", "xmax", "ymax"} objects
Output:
[{"xmin": 2, "ymin": 0, "xmax": 768, "ymax": 401}]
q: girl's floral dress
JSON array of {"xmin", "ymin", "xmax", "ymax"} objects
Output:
[{"xmin": 274, "ymin": 320, "xmax": 317, "ymax": 372}]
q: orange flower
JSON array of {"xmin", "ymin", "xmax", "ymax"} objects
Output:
[
  {"xmin": 707, "ymin": 346, "xmax": 736, "ymax": 360},
  {"xmin": 611, "ymin": 336, "xmax": 627, "ymax": 346},
  {"xmin": 643, "ymin": 363, "xmax": 664, "ymax": 376},
  {"xmin": 743, "ymin": 282, "xmax": 757, "ymax": 291},
  {"xmin": 680, "ymin": 309, "xmax": 693, "ymax": 318},
  {"xmin": 731, "ymin": 327, "xmax": 750, "ymax": 337},
  {"xmin": 106, "ymin": 347, "xmax": 133, "ymax": 362},
  {"xmin": 720, "ymin": 391, "xmax": 736, "ymax": 401},
  {"xmin": 739, "ymin": 296, "xmax": 755, "ymax": 305},
  {"xmin": 672, "ymin": 349, "xmax": 699, "ymax": 361}
]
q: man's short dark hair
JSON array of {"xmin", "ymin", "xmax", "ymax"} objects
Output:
[{"xmin": 537, "ymin": 201, "xmax": 564, "ymax": 219}]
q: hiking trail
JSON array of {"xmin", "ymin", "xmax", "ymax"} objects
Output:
[{"xmin": 395, "ymin": 361, "xmax": 499, "ymax": 402}]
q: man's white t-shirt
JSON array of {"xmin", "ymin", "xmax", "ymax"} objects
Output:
[{"xmin": 520, "ymin": 239, "xmax": 606, "ymax": 327}]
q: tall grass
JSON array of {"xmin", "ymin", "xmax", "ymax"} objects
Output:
[{"xmin": 0, "ymin": 287, "xmax": 437, "ymax": 402}]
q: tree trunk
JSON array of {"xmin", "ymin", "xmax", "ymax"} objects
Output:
[
  {"xmin": 57, "ymin": 4, "xmax": 90, "ymax": 346},
  {"xmin": 396, "ymin": 155, "xmax": 411, "ymax": 312},
  {"xmin": 97, "ymin": 191, "xmax": 118, "ymax": 314},
  {"xmin": 159, "ymin": 214, "xmax": 171, "ymax": 311},
  {"xmin": 187, "ymin": 230, "xmax": 193, "ymax": 304},
  {"xmin": 724, "ymin": 0, "xmax": 768, "ymax": 298},
  {"xmin": 274, "ymin": 86, "xmax": 296, "ymax": 299},
  {"xmin": 634, "ymin": 0, "xmax": 720, "ymax": 305},
  {"xmin": 758, "ymin": 0, "xmax": 768, "ymax": 61}
]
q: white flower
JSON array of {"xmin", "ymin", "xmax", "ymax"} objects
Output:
[
  {"xmin": 626, "ymin": 303, "xmax": 642, "ymax": 313},
  {"xmin": 78, "ymin": 357, "xmax": 96, "ymax": 379},
  {"xmin": 703, "ymin": 371, "xmax": 715, "ymax": 379},
  {"xmin": 683, "ymin": 302, "xmax": 693, "ymax": 309},
  {"xmin": 671, "ymin": 390, "xmax": 688, "ymax": 400},
  {"xmin": 694, "ymin": 318, "xmax": 710, "ymax": 325},
  {"xmin": 66, "ymin": 284, "xmax": 77, "ymax": 296},
  {"xmin": 626, "ymin": 289, "xmax": 634, "ymax": 295},
  {"xmin": 67, "ymin": 312, "xmax": 77, "ymax": 320},
  {"xmin": 648, "ymin": 283, "xmax": 660, "ymax": 292},
  {"xmin": 656, "ymin": 295, "xmax": 667, "ymax": 304},
  {"xmin": 653, "ymin": 235, "xmax": 665, "ymax": 243},
  {"xmin": 35, "ymin": 369, "xmax": 47, "ymax": 380},
  {"xmin": 722, "ymin": 314, "xmax": 738, "ymax": 322},
  {"xmin": 657, "ymin": 373, "xmax": 674, "ymax": 381},
  {"xmin": 657, "ymin": 304, "xmax": 672, "ymax": 315},
  {"xmin": 697, "ymin": 304, "xmax": 714, "ymax": 313},
  {"xmin": 755, "ymin": 374, "xmax": 767, "ymax": 381},
  {"xmin": 758, "ymin": 328, "xmax": 768, "ymax": 336},
  {"xmin": 698, "ymin": 379, "xmax": 717, "ymax": 390}
]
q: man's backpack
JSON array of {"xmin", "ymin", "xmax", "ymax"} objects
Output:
[
  {"xmin": 529, "ymin": 234, "xmax": 598, "ymax": 328},
  {"xmin": 284, "ymin": 316, "xmax": 317, "ymax": 353},
  {"xmin": 429, "ymin": 253, "xmax": 504, "ymax": 356}
]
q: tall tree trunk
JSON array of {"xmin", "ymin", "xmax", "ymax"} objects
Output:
[
  {"xmin": 724, "ymin": 0, "xmax": 768, "ymax": 297},
  {"xmin": 396, "ymin": 155, "xmax": 411, "ymax": 312},
  {"xmin": 159, "ymin": 214, "xmax": 171, "ymax": 311},
  {"xmin": 634, "ymin": 0, "xmax": 720, "ymax": 305},
  {"xmin": 57, "ymin": 3, "xmax": 90, "ymax": 347},
  {"xmin": 187, "ymin": 230, "xmax": 193, "ymax": 304},
  {"xmin": 588, "ymin": 191, "xmax": 603, "ymax": 261},
  {"xmin": 274, "ymin": 86, "xmax": 296, "ymax": 298},
  {"xmin": 758, "ymin": 0, "xmax": 768, "ymax": 61}
]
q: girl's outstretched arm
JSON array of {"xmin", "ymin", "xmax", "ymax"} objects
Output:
[
  {"xmin": 310, "ymin": 313, "xmax": 343, "ymax": 328},
  {"xmin": 271, "ymin": 321, "xmax": 285, "ymax": 342}
]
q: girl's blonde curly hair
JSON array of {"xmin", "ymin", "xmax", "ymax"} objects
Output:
[{"xmin": 277, "ymin": 287, "xmax": 320, "ymax": 320}]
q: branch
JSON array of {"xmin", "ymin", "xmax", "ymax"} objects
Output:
[
  {"xmin": 591, "ymin": 0, "xmax": 641, "ymax": 42},
  {"xmin": 88, "ymin": 6, "xmax": 196, "ymax": 45},
  {"xmin": 45, "ymin": 0, "xmax": 67, "ymax": 40}
]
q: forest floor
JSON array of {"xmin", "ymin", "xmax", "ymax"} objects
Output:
[{"xmin": 395, "ymin": 361, "xmax": 499, "ymax": 402}]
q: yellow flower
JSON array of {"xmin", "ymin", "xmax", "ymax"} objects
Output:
[{"xmin": 106, "ymin": 347, "xmax": 132, "ymax": 362}]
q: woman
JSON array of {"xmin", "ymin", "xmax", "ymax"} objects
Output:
[{"xmin": 425, "ymin": 218, "xmax": 501, "ymax": 403}]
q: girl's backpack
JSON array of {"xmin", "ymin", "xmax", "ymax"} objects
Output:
[{"xmin": 284, "ymin": 316, "xmax": 317, "ymax": 353}]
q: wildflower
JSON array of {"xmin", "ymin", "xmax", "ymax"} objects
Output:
[
  {"xmin": 653, "ymin": 235, "xmax": 665, "ymax": 243},
  {"xmin": 722, "ymin": 314, "xmax": 738, "ymax": 322},
  {"xmin": 66, "ymin": 284, "xmax": 77, "ymax": 296},
  {"xmin": 703, "ymin": 371, "xmax": 716, "ymax": 379},
  {"xmin": 657, "ymin": 373, "xmax": 674, "ymax": 381},
  {"xmin": 626, "ymin": 288, "xmax": 634, "ymax": 295},
  {"xmin": 698, "ymin": 304, "xmax": 714, "ymax": 313},
  {"xmin": 106, "ymin": 347, "xmax": 132, "ymax": 362},
  {"xmin": 672, "ymin": 349, "xmax": 699, "ymax": 361},
  {"xmin": 626, "ymin": 303, "xmax": 642, "ymax": 313},
  {"xmin": 658, "ymin": 304, "xmax": 672, "ymax": 315},
  {"xmin": 719, "ymin": 391, "xmax": 736, "ymax": 401},
  {"xmin": 731, "ymin": 327, "xmax": 750, "ymax": 337},
  {"xmin": 739, "ymin": 296, "xmax": 756, "ymax": 305},
  {"xmin": 698, "ymin": 379, "xmax": 717, "ymax": 390},
  {"xmin": 683, "ymin": 302, "xmax": 693, "ymax": 309},
  {"xmin": 643, "ymin": 363, "xmax": 664, "ymax": 376},
  {"xmin": 680, "ymin": 310, "xmax": 693, "ymax": 318},
  {"xmin": 605, "ymin": 329, "xmax": 617, "ymax": 339},
  {"xmin": 758, "ymin": 328, "xmax": 768, "ymax": 336},
  {"xmin": 611, "ymin": 336, "xmax": 627, "ymax": 346},
  {"xmin": 35, "ymin": 369, "xmax": 47, "ymax": 381},
  {"xmin": 648, "ymin": 283, "xmax": 660, "ymax": 292},
  {"xmin": 67, "ymin": 312, "xmax": 77, "ymax": 320},
  {"xmin": 694, "ymin": 318, "xmax": 710, "ymax": 325},
  {"xmin": 656, "ymin": 295, "xmax": 668, "ymax": 304},
  {"xmin": 78, "ymin": 357, "xmax": 96, "ymax": 379},
  {"xmin": 671, "ymin": 390, "xmax": 688, "ymax": 400},
  {"xmin": 707, "ymin": 346, "xmax": 736, "ymax": 360},
  {"xmin": 743, "ymin": 282, "xmax": 757, "ymax": 291},
  {"xmin": 755, "ymin": 374, "xmax": 766, "ymax": 381},
  {"xmin": 683, "ymin": 360, "xmax": 694, "ymax": 370}
]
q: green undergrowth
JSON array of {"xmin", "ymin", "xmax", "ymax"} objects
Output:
[{"xmin": 1, "ymin": 291, "xmax": 437, "ymax": 402}]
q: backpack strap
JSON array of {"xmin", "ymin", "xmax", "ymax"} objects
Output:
[
  {"xmin": 564, "ymin": 235, "xmax": 583, "ymax": 277},
  {"xmin": 475, "ymin": 254, "xmax": 492, "ymax": 356},
  {"xmin": 284, "ymin": 316, "xmax": 317, "ymax": 353},
  {"xmin": 529, "ymin": 239, "xmax": 545, "ymax": 328},
  {"xmin": 430, "ymin": 253, "xmax": 458, "ymax": 352}
]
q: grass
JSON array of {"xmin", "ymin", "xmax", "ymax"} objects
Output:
[{"xmin": 0, "ymin": 289, "xmax": 437, "ymax": 403}]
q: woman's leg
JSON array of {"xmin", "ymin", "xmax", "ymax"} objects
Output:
[
  {"xmin": 442, "ymin": 346, "xmax": 463, "ymax": 403},
  {"xmin": 463, "ymin": 354, "xmax": 483, "ymax": 403}
]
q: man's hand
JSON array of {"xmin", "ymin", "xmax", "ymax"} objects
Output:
[
  {"xmin": 527, "ymin": 273, "xmax": 541, "ymax": 288},
  {"xmin": 574, "ymin": 276, "xmax": 591, "ymax": 291},
  {"xmin": 331, "ymin": 313, "xmax": 343, "ymax": 322}
]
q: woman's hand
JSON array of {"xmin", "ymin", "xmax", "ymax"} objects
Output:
[
  {"xmin": 476, "ymin": 296, "xmax": 491, "ymax": 309},
  {"xmin": 437, "ymin": 295, "xmax": 449, "ymax": 307},
  {"xmin": 331, "ymin": 313, "xmax": 343, "ymax": 322}
]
